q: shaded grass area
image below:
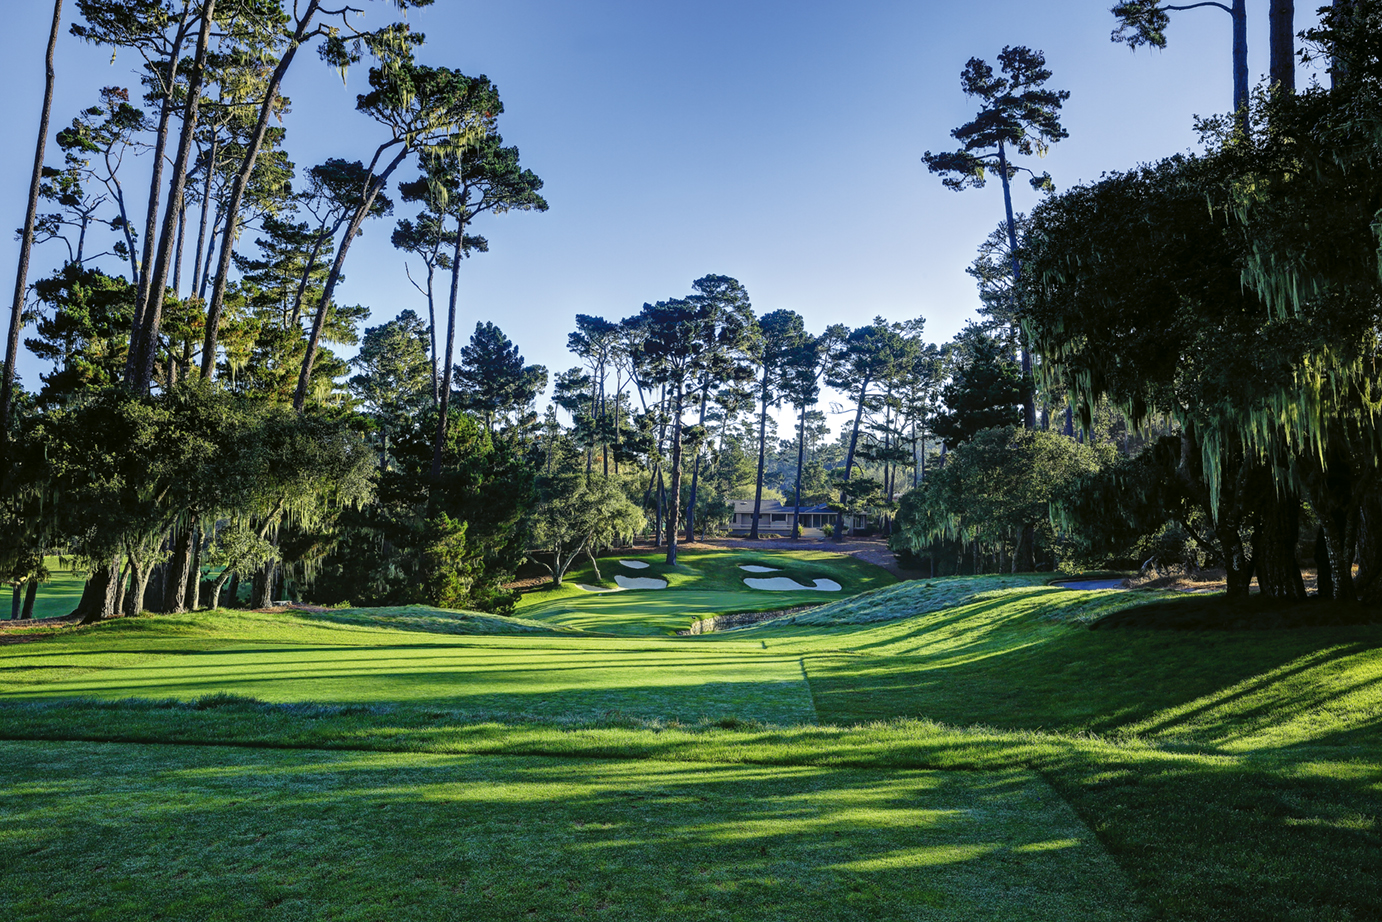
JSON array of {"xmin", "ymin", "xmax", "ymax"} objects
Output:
[
  {"xmin": 0, "ymin": 700, "xmax": 1376, "ymax": 922},
  {"xmin": 516, "ymin": 549, "xmax": 894, "ymax": 634},
  {"xmin": 0, "ymin": 739, "xmax": 1137, "ymax": 922}
]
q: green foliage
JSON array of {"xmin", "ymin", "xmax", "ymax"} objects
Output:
[
  {"xmin": 420, "ymin": 514, "xmax": 479, "ymax": 609},
  {"xmin": 310, "ymin": 412, "xmax": 533, "ymax": 612},
  {"xmin": 923, "ymin": 45, "xmax": 1069, "ymax": 194},
  {"xmin": 454, "ymin": 321, "xmax": 547, "ymax": 433},
  {"xmin": 931, "ymin": 324, "xmax": 1023, "ymax": 449},
  {"xmin": 529, "ymin": 472, "xmax": 646, "ymax": 586},
  {"xmin": 897, "ymin": 426, "xmax": 1107, "ymax": 569},
  {"xmin": 26, "ymin": 263, "xmax": 134, "ymax": 405}
]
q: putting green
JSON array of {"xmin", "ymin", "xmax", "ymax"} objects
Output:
[
  {"xmin": 0, "ymin": 740, "xmax": 1142, "ymax": 922},
  {"xmin": 517, "ymin": 548, "xmax": 894, "ymax": 634}
]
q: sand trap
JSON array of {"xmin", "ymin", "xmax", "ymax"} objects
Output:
[
  {"xmin": 744, "ymin": 577, "xmax": 842, "ymax": 592},
  {"xmin": 575, "ymin": 584, "xmax": 623, "ymax": 593},
  {"xmin": 619, "ymin": 560, "xmax": 650, "ymax": 570},
  {"xmin": 615, "ymin": 575, "xmax": 668, "ymax": 590},
  {"xmin": 739, "ymin": 565, "xmax": 781, "ymax": 573}
]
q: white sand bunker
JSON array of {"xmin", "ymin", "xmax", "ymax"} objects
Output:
[
  {"xmin": 615, "ymin": 575, "xmax": 668, "ymax": 590},
  {"xmin": 744, "ymin": 577, "xmax": 842, "ymax": 592},
  {"xmin": 739, "ymin": 565, "xmax": 781, "ymax": 573},
  {"xmin": 575, "ymin": 584, "xmax": 623, "ymax": 593},
  {"xmin": 619, "ymin": 560, "xmax": 650, "ymax": 570}
]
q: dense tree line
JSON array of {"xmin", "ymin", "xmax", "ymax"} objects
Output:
[{"xmin": 9, "ymin": 0, "xmax": 1374, "ymax": 618}]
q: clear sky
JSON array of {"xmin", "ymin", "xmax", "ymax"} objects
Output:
[{"xmin": 0, "ymin": 0, "xmax": 1324, "ymax": 429}]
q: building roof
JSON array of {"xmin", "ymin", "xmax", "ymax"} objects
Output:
[{"xmin": 731, "ymin": 500, "xmax": 835, "ymax": 515}]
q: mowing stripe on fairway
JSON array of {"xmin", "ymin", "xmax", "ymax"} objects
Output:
[{"xmin": 0, "ymin": 738, "xmax": 1145, "ymax": 922}]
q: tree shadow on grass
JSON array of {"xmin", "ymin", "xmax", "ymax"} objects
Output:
[{"xmin": 0, "ymin": 739, "xmax": 1138, "ymax": 922}]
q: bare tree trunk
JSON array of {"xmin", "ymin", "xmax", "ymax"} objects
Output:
[
  {"xmin": 202, "ymin": 0, "xmax": 325, "ymax": 378},
  {"xmin": 164, "ymin": 520, "xmax": 196, "ymax": 614},
  {"xmin": 79, "ymin": 558, "xmax": 121, "ymax": 624},
  {"xmin": 296, "ymin": 146, "xmax": 407, "ymax": 412},
  {"xmin": 665, "ymin": 383, "xmax": 685, "ymax": 566},
  {"xmin": 132, "ymin": 3, "xmax": 215, "ymax": 394},
  {"xmin": 430, "ymin": 215, "xmax": 467, "ymax": 483},
  {"xmin": 2, "ymin": 0, "xmax": 63, "ymax": 465},
  {"xmin": 1270, "ymin": 0, "xmax": 1295, "ymax": 92},
  {"xmin": 126, "ymin": 562, "xmax": 154, "ymax": 617},
  {"xmin": 750, "ymin": 366, "xmax": 772, "ymax": 540},
  {"xmin": 20, "ymin": 579, "xmax": 37, "ymax": 620},
  {"xmin": 1252, "ymin": 488, "xmax": 1306, "ymax": 600}
]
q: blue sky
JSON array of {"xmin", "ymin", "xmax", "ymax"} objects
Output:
[{"xmin": 0, "ymin": 0, "xmax": 1324, "ymax": 424}]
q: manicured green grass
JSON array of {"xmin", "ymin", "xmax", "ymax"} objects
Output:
[
  {"xmin": 0, "ymin": 740, "xmax": 1138, "ymax": 922},
  {"xmin": 0, "ymin": 609, "xmax": 816, "ymax": 726},
  {"xmin": 4, "ymin": 556, "xmax": 86, "ymax": 621},
  {"xmin": 516, "ymin": 548, "xmax": 895, "ymax": 634},
  {"xmin": 3, "ymin": 566, "xmax": 1382, "ymax": 920}
]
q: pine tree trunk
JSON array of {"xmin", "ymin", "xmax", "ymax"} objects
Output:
[
  {"xmin": 1232, "ymin": 0, "xmax": 1249, "ymax": 118},
  {"xmin": 202, "ymin": 0, "xmax": 325, "ymax": 378},
  {"xmin": 1, "ymin": 0, "xmax": 63, "ymax": 464},
  {"xmin": 131, "ymin": 1, "xmax": 215, "ymax": 394},
  {"xmin": 792, "ymin": 404, "xmax": 807, "ymax": 539},
  {"xmin": 430, "ymin": 213, "xmax": 467, "ymax": 483},
  {"xmin": 685, "ymin": 388, "xmax": 709, "ymax": 543},
  {"xmin": 126, "ymin": 17, "xmax": 192, "ymax": 379},
  {"xmin": 296, "ymin": 147, "xmax": 408, "ymax": 412},
  {"xmin": 837, "ymin": 375, "xmax": 870, "ymax": 538},
  {"xmin": 1269, "ymin": 0, "xmax": 1295, "ymax": 92},
  {"xmin": 750, "ymin": 367, "xmax": 771, "ymax": 540},
  {"xmin": 10, "ymin": 583, "xmax": 20, "ymax": 621},
  {"xmin": 996, "ymin": 140, "xmax": 1038, "ymax": 432},
  {"xmin": 665, "ymin": 383, "xmax": 685, "ymax": 566}
]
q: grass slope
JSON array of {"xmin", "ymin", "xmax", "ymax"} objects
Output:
[{"xmin": 2, "ymin": 565, "xmax": 1380, "ymax": 920}]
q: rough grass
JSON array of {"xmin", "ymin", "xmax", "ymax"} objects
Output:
[{"xmin": 3, "ymin": 569, "xmax": 1382, "ymax": 920}]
